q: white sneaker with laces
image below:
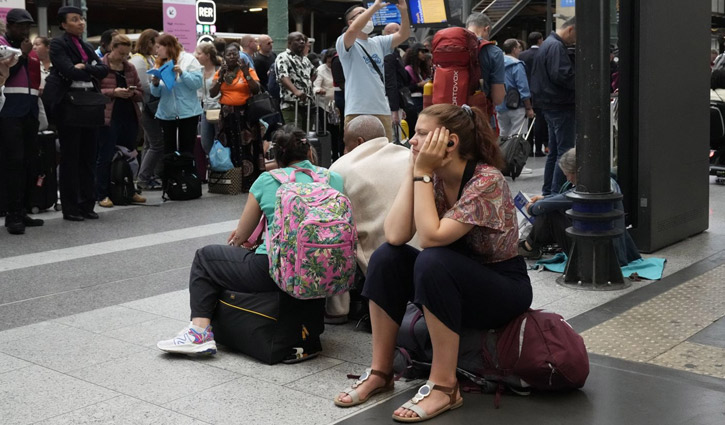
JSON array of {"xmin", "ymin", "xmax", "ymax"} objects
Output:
[
  {"xmin": 520, "ymin": 167, "xmax": 533, "ymax": 174},
  {"xmin": 157, "ymin": 324, "xmax": 217, "ymax": 355}
]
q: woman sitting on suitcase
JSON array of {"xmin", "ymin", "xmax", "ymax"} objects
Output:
[
  {"xmin": 334, "ymin": 104, "xmax": 532, "ymax": 423},
  {"xmin": 157, "ymin": 125, "xmax": 343, "ymax": 358},
  {"xmin": 209, "ymin": 43, "xmax": 263, "ymax": 192}
]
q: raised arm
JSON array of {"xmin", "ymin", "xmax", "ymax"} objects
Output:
[
  {"xmin": 391, "ymin": 0, "xmax": 411, "ymax": 49},
  {"xmin": 342, "ymin": 0, "xmax": 385, "ymax": 50}
]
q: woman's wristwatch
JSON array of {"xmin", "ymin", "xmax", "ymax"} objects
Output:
[{"xmin": 413, "ymin": 175, "xmax": 432, "ymax": 183}]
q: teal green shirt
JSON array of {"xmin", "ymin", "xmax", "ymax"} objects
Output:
[{"xmin": 249, "ymin": 160, "xmax": 345, "ymax": 255}]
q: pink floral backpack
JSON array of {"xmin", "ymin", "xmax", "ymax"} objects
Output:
[{"xmin": 266, "ymin": 167, "xmax": 357, "ymax": 299}]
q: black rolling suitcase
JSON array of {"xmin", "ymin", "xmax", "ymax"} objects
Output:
[
  {"xmin": 211, "ymin": 289, "xmax": 325, "ymax": 364},
  {"xmin": 27, "ymin": 130, "xmax": 60, "ymax": 214},
  {"xmin": 296, "ymin": 100, "xmax": 332, "ymax": 168}
]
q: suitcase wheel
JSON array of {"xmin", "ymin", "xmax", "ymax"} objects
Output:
[
  {"xmin": 54, "ymin": 203, "xmax": 62, "ymax": 212},
  {"xmin": 30, "ymin": 206, "xmax": 40, "ymax": 214}
]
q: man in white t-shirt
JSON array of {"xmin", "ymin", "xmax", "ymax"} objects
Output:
[
  {"xmin": 326, "ymin": 115, "xmax": 417, "ymax": 323},
  {"xmin": 335, "ymin": 0, "xmax": 410, "ymax": 143}
]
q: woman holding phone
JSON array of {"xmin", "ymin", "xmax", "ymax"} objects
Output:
[{"xmin": 96, "ymin": 34, "xmax": 144, "ymax": 207}]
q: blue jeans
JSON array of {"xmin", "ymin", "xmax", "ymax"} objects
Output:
[
  {"xmin": 542, "ymin": 109, "xmax": 576, "ymax": 195},
  {"xmin": 199, "ymin": 112, "xmax": 217, "ymax": 154}
]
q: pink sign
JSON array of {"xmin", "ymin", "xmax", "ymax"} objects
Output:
[
  {"xmin": 163, "ymin": 0, "xmax": 196, "ymax": 53},
  {"xmin": 0, "ymin": 0, "xmax": 27, "ymax": 23}
]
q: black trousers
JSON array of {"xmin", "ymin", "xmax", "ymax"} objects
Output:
[
  {"xmin": 529, "ymin": 108, "xmax": 548, "ymax": 155},
  {"xmin": 362, "ymin": 243, "xmax": 532, "ymax": 334},
  {"xmin": 58, "ymin": 123, "xmax": 99, "ymax": 215},
  {"xmin": 527, "ymin": 210, "xmax": 572, "ymax": 254},
  {"xmin": 0, "ymin": 115, "xmax": 39, "ymax": 214},
  {"xmin": 160, "ymin": 116, "xmax": 199, "ymax": 156},
  {"xmin": 189, "ymin": 244, "xmax": 280, "ymax": 319}
]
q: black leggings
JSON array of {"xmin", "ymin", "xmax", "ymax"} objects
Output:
[
  {"xmin": 362, "ymin": 243, "xmax": 532, "ymax": 334},
  {"xmin": 160, "ymin": 115, "xmax": 199, "ymax": 155},
  {"xmin": 189, "ymin": 244, "xmax": 279, "ymax": 319}
]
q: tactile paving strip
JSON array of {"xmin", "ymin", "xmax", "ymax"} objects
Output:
[
  {"xmin": 651, "ymin": 342, "xmax": 725, "ymax": 379},
  {"xmin": 582, "ymin": 265, "xmax": 725, "ymax": 367}
]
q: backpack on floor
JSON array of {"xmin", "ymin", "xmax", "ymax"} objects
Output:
[
  {"xmin": 498, "ymin": 118, "xmax": 533, "ymax": 180},
  {"xmin": 162, "ymin": 152, "xmax": 202, "ymax": 201},
  {"xmin": 266, "ymin": 167, "xmax": 357, "ymax": 299},
  {"xmin": 109, "ymin": 148, "xmax": 137, "ymax": 205},
  {"xmin": 432, "ymin": 27, "xmax": 494, "ymax": 111},
  {"xmin": 394, "ymin": 304, "xmax": 590, "ymax": 406}
]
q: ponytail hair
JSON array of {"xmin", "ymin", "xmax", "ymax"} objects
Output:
[
  {"xmin": 272, "ymin": 124, "xmax": 312, "ymax": 168},
  {"xmin": 418, "ymin": 104, "xmax": 505, "ymax": 170}
]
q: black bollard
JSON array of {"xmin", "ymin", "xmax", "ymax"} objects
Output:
[{"xmin": 559, "ymin": 0, "xmax": 628, "ymax": 290}]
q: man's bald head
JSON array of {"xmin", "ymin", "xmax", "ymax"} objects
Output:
[
  {"xmin": 258, "ymin": 34, "xmax": 274, "ymax": 55},
  {"xmin": 343, "ymin": 115, "xmax": 387, "ymax": 154},
  {"xmin": 240, "ymin": 34, "xmax": 257, "ymax": 54},
  {"xmin": 383, "ymin": 23, "xmax": 400, "ymax": 35}
]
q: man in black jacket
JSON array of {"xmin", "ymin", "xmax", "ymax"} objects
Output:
[
  {"xmin": 382, "ymin": 22, "xmax": 410, "ymax": 142},
  {"xmin": 531, "ymin": 17, "xmax": 576, "ymax": 196},
  {"xmin": 518, "ymin": 32, "xmax": 547, "ymax": 157}
]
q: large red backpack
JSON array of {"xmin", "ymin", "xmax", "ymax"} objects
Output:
[{"xmin": 431, "ymin": 27, "xmax": 493, "ymax": 111}]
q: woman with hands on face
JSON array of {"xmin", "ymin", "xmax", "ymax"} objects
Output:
[
  {"xmin": 209, "ymin": 43, "xmax": 263, "ymax": 192},
  {"xmin": 334, "ymin": 104, "xmax": 532, "ymax": 423}
]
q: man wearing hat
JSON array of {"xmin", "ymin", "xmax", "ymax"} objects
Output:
[{"xmin": 0, "ymin": 9, "xmax": 43, "ymax": 235}]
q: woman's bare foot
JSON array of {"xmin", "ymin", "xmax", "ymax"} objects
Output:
[
  {"xmin": 336, "ymin": 372, "xmax": 388, "ymax": 404},
  {"xmin": 393, "ymin": 382, "xmax": 461, "ymax": 420}
]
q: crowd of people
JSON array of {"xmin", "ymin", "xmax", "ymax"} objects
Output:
[{"xmin": 0, "ymin": 1, "xmax": 629, "ymax": 422}]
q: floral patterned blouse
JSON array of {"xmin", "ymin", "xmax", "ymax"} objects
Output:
[{"xmin": 434, "ymin": 163, "xmax": 519, "ymax": 263}]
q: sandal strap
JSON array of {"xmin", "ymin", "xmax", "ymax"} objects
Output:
[
  {"xmin": 369, "ymin": 369, "xmax": 394, "ymax": 384},
  {"xmin": 341, "ymin": 387, "xmax": 360, "ymax": 403},
  {"xmin": 431, "ymin": 381, "xmax": 459, "ymax": 405}
]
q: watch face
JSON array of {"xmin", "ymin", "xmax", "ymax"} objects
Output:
[{"xmin": 423, "ymin": 175, "xmax": 431, "ymax": 183}]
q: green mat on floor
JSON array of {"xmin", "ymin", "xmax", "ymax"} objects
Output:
[{"xmin": 533, "ymin": 253, "xmax": 667, "ymax": 280}]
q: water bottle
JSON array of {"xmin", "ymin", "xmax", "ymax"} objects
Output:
[{"xmin": 423, "ymin": 80, "xmax": 433, "ymax": 109}]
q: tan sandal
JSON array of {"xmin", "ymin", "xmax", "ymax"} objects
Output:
[
  {"xmin": 392, "ymin": 380, "xmax": 463, "ymax": 423},
  {"xmin": 333, "ymin": 368, "xmax": 394, "ymax": 407}
]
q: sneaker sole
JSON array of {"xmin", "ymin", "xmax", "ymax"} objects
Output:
[{"xmin": 157, "ymin": 341, "xmax": 217, "ymax": 355}]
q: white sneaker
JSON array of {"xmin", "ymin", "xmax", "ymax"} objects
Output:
[
  {"xmin": 520, "ymin": 167, "xmax": 533, "ymax": 174},
  {"xmin": 157, "ymin": 324, "xmax": 217, "ymax": 355}
]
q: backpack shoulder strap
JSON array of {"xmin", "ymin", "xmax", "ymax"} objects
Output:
[{"xmin": 268, "ymin": 169, "xmax": 291, "ymax": 184}]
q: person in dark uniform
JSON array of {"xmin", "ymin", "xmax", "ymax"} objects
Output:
[{"xmin": 42, "ymin": 6, "xmax": 109, "ymax": 221}]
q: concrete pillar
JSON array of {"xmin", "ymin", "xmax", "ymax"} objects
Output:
[
  {"xmin": 267, "ymin": 0, "xmax": 288, "ymax": 53},
  {"xmin": 37, "ymin": 0, "xmax": 49, "ymax": 37}
]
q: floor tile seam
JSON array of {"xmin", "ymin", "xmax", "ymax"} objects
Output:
[
  {"xmin": 651, "ymin": 340, "xmax": 725, "ymax": 362},
  {"xmin": 159, "ymin": 374, "xmax": 333, "ymax": 408},
  {"xmin": 26, "ymin": 394, "xmax": 128, "ymax": 425},
  {"xmin": 277, "ymin": 357, "xmax": 351, "ymax": 389},
  {"xmin": 0, "ymin": 264, "xmax": 190, "ymax": 312},
  {"xmin": 49, "ymin": 307, "xmax": 174, "ymax": 336},
  {"xmin": 0, "ymin": 362, "xmax": 34, "ymax": 376}
]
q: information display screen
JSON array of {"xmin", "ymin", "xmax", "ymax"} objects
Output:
[
  {"xmin": 365, "ymin": 3, "xmax": 402, "ymax": 27},
  {"xmin": 409, "ymin": 0, "xmax": 450, "ymax": 26}
]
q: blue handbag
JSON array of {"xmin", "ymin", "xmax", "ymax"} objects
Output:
[{"xmin": 209, "ymin": 140, "xmax": 234, "ymax": 172}]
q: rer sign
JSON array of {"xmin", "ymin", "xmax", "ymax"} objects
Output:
[{"xmin": 196, "ymin": 0, "xmax": 216, "ymax": 25}]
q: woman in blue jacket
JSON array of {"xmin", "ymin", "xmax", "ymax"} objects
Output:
[
  {"xmin": 496, "ymin": 39, "xmax": 534, "ymax": 138},
  {"xmin": 149, "ymin": 34, "xmax": 203, "ymax": 156}
]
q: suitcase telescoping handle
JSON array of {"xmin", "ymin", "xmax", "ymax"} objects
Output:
[
  {"xmin": 518, "ymin": 117, "xmax": 536, "ymax": 139},
  {"xmin": 294, "ymin": 99, "xmax": 312, "ymax": 133}
]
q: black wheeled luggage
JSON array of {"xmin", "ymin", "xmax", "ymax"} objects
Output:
[
  {"xmin": 211, "ymin": 289, "xmax": 325, "ymax": 364},
  {"xmin": 27, "ymin": 130, "xmax": 59, "ymax": 214},
  {"xmin": 296, "ymin": 100, "xmax": 332, "ymax": 168}
]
